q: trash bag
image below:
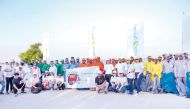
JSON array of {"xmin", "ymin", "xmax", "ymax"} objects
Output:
[{"xmin": 160, "ymin": 72, "xmax": 178, "ymax": 94}]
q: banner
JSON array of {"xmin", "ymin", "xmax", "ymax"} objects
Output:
[{"xmin": 66, "ymin": 66, "xmax": 99, "ymax": 88}]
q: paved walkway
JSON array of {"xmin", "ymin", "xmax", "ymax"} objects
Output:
[{"xmin": 0, "ymin": 89, "xmax": 190, "ymax": 109}]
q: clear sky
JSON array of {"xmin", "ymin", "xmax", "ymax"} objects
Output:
[{"xmin": 0, "ymin": 0, "xmax": 190, "ymax": 62}]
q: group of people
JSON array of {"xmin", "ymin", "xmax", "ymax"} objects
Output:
[
  {"xmin": 0, "ymin": 59, "xmax": 69, "ymax": 95},
  {"xmin": 0, "ymin": 54, "xmax": 190, "ymax": 98},
  {"xmin": 94, "ymin": 53, "xmax": 190, "ymax": 98}
]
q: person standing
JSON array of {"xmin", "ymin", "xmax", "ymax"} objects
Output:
[
  {"xmin": 104, "ymin": 60, "xmax": 114, "ymax": 90},
  {"xmin": 174, "ymin": 55, "xmax": 187, "ymax": 96},
  {"xmin": 79, "ymin": 58, "xmax": 88, "ymax": 67},
  {"xmin": 76, "ymin": 58, "xmax": 80, "ymax": 68},
  {"xmin": 152, "ymin": 58, "xmax": 162, "ymax": 94},
  {"xmin": 185, "ymin": 53, "xmax": 190, "ymax": 98},
  {"xmin": 70, "ymin": 57, "xmax": 77, "ymax": 69},
  {"xmin": 3, "ymin": 62, "xmax": 14, "ymax": 94},
  {"xmin": 14, "ymin": 62, "xmax": 20, "ymax": 73},
  {"xmin": 115, "ymin": 59, "xmax": 125, "ymax": 74},
  {"xmin": 94, "ymin": 57, "xmax": 104, "ymax": 72},
  {"xmin": 86, "ymin": 59, "xmax": 94, "ymax": 67},
  {"xmin": 36, "ymin": 60, "xmax": 43, "ymax": 74},
  {"xmin": 49, "ymin": 61, "xmax": 57, "ymax": 77},
  {"xmin": 127, "ymin": 59, "xmax": 135, "ymax": 95},
  {"xmin": 63, "ymin": 58, "xmax": 70, "ymax": 82},
  {"xmin": 59, "ymin": 60, "xmax": 65, "ymax": 77},
  {"xmin": 17, "ymin": 67, "xmax": 26, "ymax": 79},
  {"xmin": 134, "ymin": 58, "xmax": 145, "ymax": 94},
  {"xmin": 32, "ymin": 65, "xmax": 41, "ymax": 79},
  {"xmin": 41, "ymin": 61, "xmax": 50, "ymax": 74},
  {"xmin": 55, "ymin": 60, "xmax": 61, "ymax": 75},
  {"xmin": 64, "ymin": 58, "xmax": 70, "ymax": 70},
  {"xmin": 161, "ymin": 56, "xmax": 178, "ymax": 94},
  {"xmin": 0, "ymin": 66, "xmax": 5, "ymax": 94},
  {"xmin": 144, "ymin": 56, "xmax": 154, "ymax": 92}
]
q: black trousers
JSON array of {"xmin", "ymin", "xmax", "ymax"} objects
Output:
[
  {"xmin": 31, "ymin": 83, "xmax": 42, "ymax": 94},
  {"xmin": 57, "ymin": 83, "xmax": 65, "ymax": 90},
  {"xmin": 6, "ymin": 77, "xmax": 13, "ymax": 92},
  {"xmin": 13, "ymin": 83, "xmax": 25, "ymax": 94},
  {"xmin": 105, "ymin": 74, "xmax": 112, "ymax": 87}
]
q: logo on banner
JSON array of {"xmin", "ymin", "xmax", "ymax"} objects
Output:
[{"xmin": 68, "ymin": 73, "xmax": 80, "ymax": 85}]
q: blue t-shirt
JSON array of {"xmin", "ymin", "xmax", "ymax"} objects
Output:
[{"xmin": 69, "ymin": 64, "xmax": 77, "ymax": 69}]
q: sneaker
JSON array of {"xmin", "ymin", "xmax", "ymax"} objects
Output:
[
  {"xmin": 0, "ymin": 92, "xmax": 4, "ymax": 95},
  {"xmin": 6, "ymin": 92, "xmax": 9, "ymax": 95}
]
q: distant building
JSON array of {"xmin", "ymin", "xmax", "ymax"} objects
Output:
[
  {"xmin": 127, "ymin": 22, "xmax": 144, "ymax": 58},
  {"xmin": 182, "ymin": 12, "xmax": 190, "ymax": 52}
]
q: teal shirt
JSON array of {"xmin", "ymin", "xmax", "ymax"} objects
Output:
[
  {"xmin": 55, "ymin": 64, "xmax": 61, "ymax": 75},
  {"xmin": 41, "ymin": 64, "xmax": 50, "ymax": 73},
  {"xmin": 58, "ymin": 64, "xmax": 64, "ymax": 75}
]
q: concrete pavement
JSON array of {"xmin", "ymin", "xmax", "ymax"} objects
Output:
[{"xmin": 0, "ymin": 89, "xmax": 190, "ymax": 109}]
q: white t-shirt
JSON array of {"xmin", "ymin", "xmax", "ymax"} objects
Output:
[
  {"xmin": 124, "ymin": 64, "xmax": 130, "ymax": 73},
  {"xmin": 104, "ymin": 64, "xmax": 114, "ymax": 74},
  {"xmin": 110, "ymin": 76, "xmax": 118, "ymax": 83},
  {"xmin": 3, "ymin": 65, "xmax": 14, "ymax": 78},
  {"xmin": 115, "ymin": 63, "xmax": 125, "ymax": 73},
  {"xmin": 49, "ymin": 66, "xmax": 57, "ymax": 76},
  {"xmin": 42, "ymin": 76, "xmax": 49, "ymax": 82},
  {"xmin": 18, "ymin": 69, "xmax": 25, "ymax": 79},
  {"xmin": 22, "ymin": 65, "xmax": 30, "ymax": 73},
  {"xmin": 163, "ymin": 61, "xmax": 174, "ymax": 73},
  {"xmin": 48, "ymin": 75, "xmax": 56, "ymax": 82},
  {"xmin": 117, "ymin": 77, "xmax": 128, "ymax": 85},
  {"xmin": 14, "ymin": 66, "xmax": 20, "ymax": 73},
  {"xmin": 32, "ymin": 67, "xmax": 41, "ymax": 78},
  {"xmin": 56, "ymin": 77, "xmax": 64, "ymax": 83},
  {"xmin": 134, "ymin": 63, "xmax": 144, "ymax": 73},
  {"xmin": 127, "ymin": 64, "xmax": 135, "ymax": 79},
  {"xmin": 174, "ymin": 60, "xmax": 186, "ymax": 78},
  {"xmin": 29, "ymin": 77, "xmax": 40, "ymax": 87}
]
